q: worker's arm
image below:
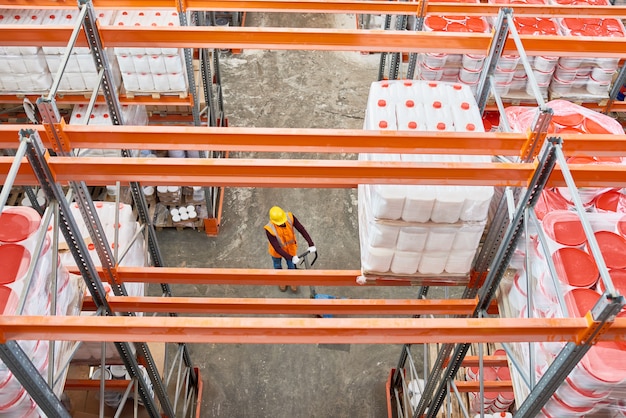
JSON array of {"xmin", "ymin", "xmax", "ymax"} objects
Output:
[
  {"xmin": 292, "ymin": 215, "xmax": 314, "ymax": 247},
  {"xmin": 265, "ymin": 229, "xmax": 293, "ymax": 260}
]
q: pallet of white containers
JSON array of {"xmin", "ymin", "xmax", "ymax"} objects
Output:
[
  {"xmin": 359, "ymin": 80, "xmax": 493, "ymax": 283},
  {"xmin": 112, "ymin": 10, "xmax": 189, "ymax": 96}
]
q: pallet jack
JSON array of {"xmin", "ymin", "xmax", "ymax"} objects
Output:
[{"xmin": 296, "ymin": 248, "xmax": 339, "ymax": 319}]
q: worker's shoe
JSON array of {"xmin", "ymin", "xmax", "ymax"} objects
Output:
[
  {"xmin": 290, "ymin": 286, "xmax": 298, "ymax": 292},
  {"xmin": 279, "ymin": 285, "xmax": 287, "ymax": 292}
]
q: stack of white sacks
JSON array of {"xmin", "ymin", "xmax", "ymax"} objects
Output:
[
  {"xmin": 58, "ymin": 201, "xmax": 146, "ymax": 362},
  {"xmin": 112, "ymin": 10, "xmax": 188, "ymax": 94},
  {"xmin": 0, "ymin": 206, "xmax": 78, "ymax": 418},
  {"xmin": 359, "ymin": 80, "xmax": 493, "ymax": 278},
  {"xmin": 0, "ymin": 9, "xmax": 120, "ymax": 93}
]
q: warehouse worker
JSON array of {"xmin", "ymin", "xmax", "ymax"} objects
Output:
[{"xmin": 264, "ymin": 206, "xmax": 316, "ymax": 292}]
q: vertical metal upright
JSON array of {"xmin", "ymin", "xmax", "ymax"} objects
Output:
[
  {"xmin": 475, "ymin": 9, "xmax": 512, "ymax": 114},
  {"xmin": 21, "ymin": 127, "xmax": 168, "ymax": 417},
  {"xmin": 603, "ymin": 62, "xmax": 626, "ymax": 114},
  {"xmin": 405, "ymin": 0, "xmax": 427, "ymax": 80}
]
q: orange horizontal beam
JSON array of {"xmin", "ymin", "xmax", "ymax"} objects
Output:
[
  {"xmin": 2, "ymin": 0, "xmax": 626, "ymax": 17},
  {"xmin": 0, "ymin": 124, "xmax": 528, "ymax": 155},
  {"xmin": 459, "ymin": 355, "xmax": 509, "ymax": 368},
  {"xmin": 0, "ymin": 156, "xmax": 620, "ymax": 187},
  {"xmin": 0, "ymin": 316, "xmax": 625, "ymax": 344},
  {"xmin": 64, "ymin": 379, "xmax": 130, "ymax": 391},
  {"xmin": 82, "ymin": 296, "xmax": 494, "ymax": 315},
  {"xmin": 454, "ymin": 380, "xmax": 513, "ymax": 392},
  {"xmin": 4, "ymin": 125, "xmax": 626, "ymax": 157},
  {"xmin": 1, "ymin": 26, "xmax": 626, "ymax": 57},
  {"xmin": 4, "ymin": 156, "xmax": 626, "ymax": 188},
  {"xmin": 79, "ymin": 267, "xmax": 465, "ymax": 287},
  {"xmin": 0, "ymin": 93, "xmax": 193, "ymax": 106}
]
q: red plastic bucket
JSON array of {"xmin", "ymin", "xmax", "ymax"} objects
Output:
[
  {"xmin": 594, "ymin": 231, "xmax": 626, "ymax": 269},
  {"xmin": 595, "ymin": 190, "xmax": 626, "ymax": 212},
  {"xmin": 542, "ymin": 211, "xmax": 586, "ymax": 246},
  {"xmin": 0, "ymin": 244, "xmax": 31, "ymax": 286},
  {"xmin": 552, "ymin": 248, "xmax": 599, "ymax": 288},
  {"xmin": 0, "ymin": 206, "xmax": 41, "ymax": 243}
]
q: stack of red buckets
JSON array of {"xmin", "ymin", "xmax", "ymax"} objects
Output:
[
  {"xmin": 465, "ymin": 349, "xmax": 515, "ymax": 414},
  {"xmin": 0, "ymin": 206, "xmax": 73, "ymax": 418},
  {"xmin": 503, "ymin": 101, "xmax": 626, "ymax": 417}
]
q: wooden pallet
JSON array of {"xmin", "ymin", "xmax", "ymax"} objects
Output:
[
  {"xmin": 149, "ymin": 201, "xmax": 205, "ymax": 232},
  {"xmin": 5, "ymin": 187, "xmax": 27, "ymax": 206}
]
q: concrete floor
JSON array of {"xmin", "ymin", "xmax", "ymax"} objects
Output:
[{"xmin": 153, "ymin": 12, "xmax": 422, "ymax": 418}]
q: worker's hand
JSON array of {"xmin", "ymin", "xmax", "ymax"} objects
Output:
[
  {"xmin": 308, "ymin": 246, "xmax": 317, "ymax": 254},
  {"xmin": 292, "ymin": 255, "xmax": 300, "ymax": 265}
]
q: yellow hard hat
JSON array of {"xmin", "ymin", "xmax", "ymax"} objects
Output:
[{"xmin": 269, "ymin": 206, "xmax": 287, "ymax": 225}]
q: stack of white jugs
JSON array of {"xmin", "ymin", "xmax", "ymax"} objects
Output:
[
  {"xmin": 0, "ymin": 206, "xmax": 76, "ymax": 418},
  {"xmin": 40, "ymin": 9, "xmax": 120, "ymax": 92},
  {"xmin": 112, "ymin": 9, "xmax": 188, "ymax": 94},
  {"xmin": 0, "ymin": 9, "xmax": 53, "ymax": 92},
  {"xmin": 69, "ymin": 103, "xmax": 149, "ymax": 193},
  {"xmin": 359, "ymin": 80, "xmax": 493, "ymax": 278},
  {"xmin": 57, "ymin": 201, "xmax": 146, "ymax": 362}
]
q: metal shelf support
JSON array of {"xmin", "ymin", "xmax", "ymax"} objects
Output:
[
  {"xmin": 0, "ymin": 341, "xmax": 71, "ymax": 418},
  {"xmin": 476, "ymin": 8, "xmax": 512, "ymax": 113}
]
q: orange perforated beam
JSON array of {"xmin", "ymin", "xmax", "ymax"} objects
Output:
[
  {"xmin": 1, "ymin": 26, "xmax": 626, "ymax": 57},
  {"xmin": 81, "ymin": 296, "xmax": 498, "ymax": 315},
  {"xmin": 3, "ymin": 157, "xmax": 626, "ymax": 188},
  {"xmin": 3, "ymin": 0, "xmax": 626, "ymax": 17},
  {"xmin": 0, "ymin": 316, "xmax": 625, "ymax": 344},
  {"xmin": 78, "ymin": 267, "xmax": 463, "ymax": 287},
  {"xmin": 460, "ymin": 355, "xmax": 509, "ymax": 368},
  {"xmin": 455, "ymin": 380, "xmax": 514, "ymax": 392},
  {"xmin": 3, "ymin": 125, "xmax": 626, "ymax": 157},
  {"xmin": 0, "ymin": 93, "xmax": 193, "ymax": 106}
]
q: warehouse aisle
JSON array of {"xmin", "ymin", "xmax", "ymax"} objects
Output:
[{"xmin": 154, "ymin": 11, "xmax": 417, "ymax": 418}]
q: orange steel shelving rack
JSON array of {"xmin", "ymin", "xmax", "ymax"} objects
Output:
[{"xmin": 1, "ymin": 1, "xmax": 626, "ymax": 417}]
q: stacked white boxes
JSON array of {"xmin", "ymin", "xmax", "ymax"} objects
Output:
[
  {"xmin": 359, "ymin": 80, "xmax": 493, "ymax": 281},
  {"xmin": 0, "ymin": 9, "xmax": 53, "ymax": 93},
  {"xmin": 112, "ymin": 10, "xmax": 188, "ymax": 95},
  {"xmin": 40, "ymin": 9, "xmax": 120, "ymax": 92},
  {"xmin": 0, "ymin": 9, "xmax": 120, "ymax": 93}
]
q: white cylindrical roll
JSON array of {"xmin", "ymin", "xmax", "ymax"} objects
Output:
[
  {"xmin": 431, "ymin": 186, "xmax": 465, "ymax": 223},
  {"xmin": 368, "ymin": 223, "xmax": 400, "ymax": 249},
  {"xmin": 396, "ymin": 227, "xmax": 428, "ymax": 252},
  {"xmin": 402, "ymin": 186, "xmax": 436, "ymax": 222},
  {"xmin": 424, "ymin": 227, "xmax": 457, "ymax": 252},
  {"xmin": 390, "ymin": 251, "xmax": 420, "ymax": 275},
  {"xmin": 362, "ymin": 246, "xmax": 394, "ymax": 273}
]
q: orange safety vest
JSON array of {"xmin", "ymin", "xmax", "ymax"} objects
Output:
[{"xmin": 264, "ymin": 212, "xmax": 297, "ymax": 258}]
